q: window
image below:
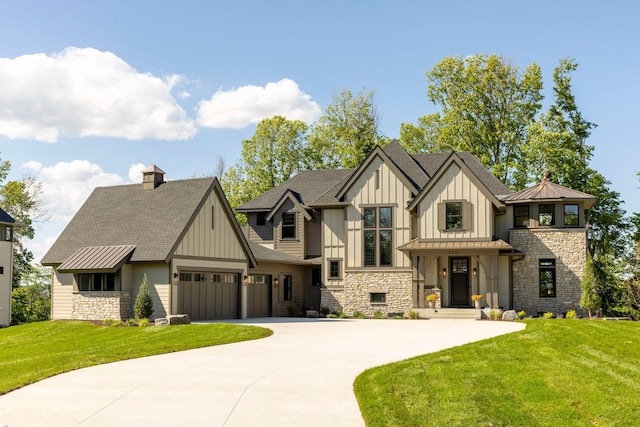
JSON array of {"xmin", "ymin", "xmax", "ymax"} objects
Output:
[
  {"xmin": 538, "ymin": 204, "xmax": 555, "ymax": 226},
  {"xmin": 179, "ymin": 272, "xmax": 192, "ymax": 282},
  {"xmin": 539, "ymin": 259, "xmax": 556, "ymax": 297},
  {"xmin": 564, "ymin": 204, "xmax": 579, "ymax": 226},
  {"xmin": 363, "ymin": 207, "xmax": 393, "ymax": 267},
  {"xmin": 211, "ymin": 205, "xmax": 215, "ymax": 229},
  {"xmin": 281, "ymin": 213, "xmax": 296, "ymax": 239},
  {"xmin": 446, "ymin": 202, "xmax": 463, "ymax": 230},
  {"xmin": 370, "ymin": 292, "xmax": 386, "ymax": 303},
  {"xmin": 0, "ymin": 266, "xmax": 3, "ymax": 274},
  {"xmin": 256, "ymin": 212, "xmax": 266, "ymax": 226},
  {"xmin": 328, "ymin": 260, "xmax": 341, "ymax": 279},
  {"xmin": 514, "ymin": 205, "xmax": 529, "ymax": 228},
  {"xmin": 5, "ymin": 226, "xmax": 11, "ymax": 241},
  {"xmin": 77, "ymin": 273, "xmax": 118, "ymax": 292},
  {"xmin": 283, "ymin": 275, "xmax": 293, "ymax": 301}
]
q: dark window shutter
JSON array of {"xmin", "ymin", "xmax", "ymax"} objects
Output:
[
  {"xmin": 438, "ymin": 203, "xmax": 446, "ymax": 231},
  {"xmin": 462, "ymin": 202, "xmax": 472, "ymax": 231}
]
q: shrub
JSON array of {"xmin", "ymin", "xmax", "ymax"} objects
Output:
[
  {"xmin": 408, "ymin": 310, "xmax": 419, "ymax": 320},
  {"xmin": 338, "ymin": 311, "xmax": 348, "ymax": 319},
  {"xmin": 325, "ymin": 313, "xmax": 338, "ymax": 319},
  {"xmin": 138, "ymin": 318, "xmax": 150, "ymax": 327},
  {"xmin": 517, "ymin": 310, "xmax": 527, "ymax": 319},
  {"xmin": 134, "ymin": 273, "xmax": 154, "ymax": 320},
  {"xmin": 489, "ymin": 309, "xmax": 503, "ymax": 320},
  {"xmin": 103, "ymin": 319, "xmax": 123, "ymax": 327},
  {"xmin": 565, "ymin": 309, "xmax": 577, "ymax": 319},
  {"xmin": 352, "ymin": 310, "xmax": 366, "ymax": 319},
  {"xmin": 580, "ymin": 253, "xmax": 602, "ymax": 317},
  {"xmin": 543, "ymin": 311, "xmax": 554, "ymax": 319},
  {"xmin": 320, "ymin": 306, "xmax": 331, "ymax": 316},
  {"xmin": 391, "ymin": 315, "xmax": 403, "ymax": 319},
  {"xmin": 126, "ymin": 318, "xmax": 137, "ymax": 326},
  {"xmin": 374, "ymin": 310, "xmax": 384, "ymax": 319}
]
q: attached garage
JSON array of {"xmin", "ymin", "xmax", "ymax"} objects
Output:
[
  {"xmin": 178, "ymin": 271, "xmax": 240, "ymax": 320},
  {"xmin": 247, "ymin": 274, "xmax": 271, "ymax": 318}
]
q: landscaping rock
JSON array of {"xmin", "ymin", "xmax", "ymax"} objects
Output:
[
  {"xmin": 154, "ymin": 317, "xmax": 169, "ymax": 326},
  {"xmin": 167, "ymin": 314, "xmax": 191, "ymax": 325},
  {"xmin": 502, "ymin": 310, "xmax": 519, "ymax": 321},
  {"xmin": 306, "ymin": 310, "xmax": 319, "ymax": 318}
]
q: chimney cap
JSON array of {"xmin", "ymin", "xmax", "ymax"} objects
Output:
[{"xmin": 141, "ymin": 165, "xmax": 166, "ymax": 174}]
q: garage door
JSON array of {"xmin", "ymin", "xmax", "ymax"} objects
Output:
[
  {"xmin": 247, "ymin": 275, "xmax": 271, "ymax": 318},
  {"xmin": 178, "ymin": 272, "xmax": 239, "ymax": 320}
]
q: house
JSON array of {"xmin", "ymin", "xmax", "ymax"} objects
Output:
[
  {"xmin": 0, "ymin": 208, "xmax": 16, "ymax": 326},
  {"xmin": 237, "ymin": 140, "xmax": 596, "ymax": 317},
  {"xmin": 42, "ymin": 166, "xmax": 257, "ymax": 321}
]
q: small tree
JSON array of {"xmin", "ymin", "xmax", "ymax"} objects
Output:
[
  {"xmin": 580, "ymin": 253, "xmax": 601, "ymax": 317},
  {"xmin": 134, "ymin": 274, "xmax": 154, "ymax": 320}
]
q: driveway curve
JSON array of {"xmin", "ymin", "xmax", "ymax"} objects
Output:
[{"xmin": 0, "ymin": 318, "xmax": 523, "ymax": 426}]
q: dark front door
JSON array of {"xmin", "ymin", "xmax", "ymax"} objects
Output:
[{"xmin": 450, "ymin": 257, "xmax": 470, "ymax": 306}]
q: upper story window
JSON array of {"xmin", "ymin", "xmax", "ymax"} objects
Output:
[
  {"xmin": 256, "ymin": 212, "xmax": 266, "ymax": 226},
  {"xmin": 363, "ymin": 207, "xmax": 393, "ymax": 267},
  {"xmin": 438, "ymin": 201, "xmax": 471, "ymax": 232},
  {"xmin": 77, "ymin": 272, "xmax": 118, "ymax": 292},
  {"xmin": 514, "ymin": 205, "xmax": 529, "ymax": 228},
  {"xmin": 281, "ymin": 213, "xmax": 296, "ymax": 239},
  {"xmin": 564, "ymin": 204, "xmax": 579, "ymax": 226},
  {"xmin": 446, "ymin": 202, "xmax": 463, "ymax": 230},
  {"xmin": 538, "ymin": 204, "xmax": 555, "ymax": 226}
]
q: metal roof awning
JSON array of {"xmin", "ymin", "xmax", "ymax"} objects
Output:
[
  {"xmin": 398, "ymin": 239, "xmax": 514, "ymax": 252},
  {"xmin": 57, "ymin": 245, "xmax": 136, "ymax": 273}
]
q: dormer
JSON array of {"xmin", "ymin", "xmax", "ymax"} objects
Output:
[
  {"xmin": 142, "ymin": 165, "xmax": 166, "ymax": 190},
  {"xmin": 503, "ymin": 175, "xmax": 597, "ymax": 229}
]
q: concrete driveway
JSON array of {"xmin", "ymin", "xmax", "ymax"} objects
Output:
[{"xmin": 0, "ymin": 318, "xmax": 523, "ymax": 426}]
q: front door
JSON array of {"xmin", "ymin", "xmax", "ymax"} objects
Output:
[{"xmin": 450, "ymin": 257, "xmax": 470, "ymax": 306}]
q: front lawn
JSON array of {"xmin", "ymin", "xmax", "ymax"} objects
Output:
[
  {"xmin": 0, "ymin": 321, "xmax": 271, "ymax": 395},
  {"xmin": 355, "ymin": 320, "xmax": 640, "ymax": 427}
]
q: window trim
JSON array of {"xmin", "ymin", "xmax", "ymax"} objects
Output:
[
  {"xmin": 76, "ymin": 272, "xmax": 119, "ymax": 292},
  {"xmin": 563, "ymin": 204, "xmax": 579, "ymax": 226},
  {"xmin": 539, "ymin": 259, "xmax": 556, "ymax": 298},
  {"xmin": 446, "ymin": 201, "xmax": 463, "ymax": 231},
  {"xmin": 328, "ymin": 259, "xmax": 342, "ymax": 280},
  {"xmin": 283, "ymin": 274, "xmax": 293, "ymax": 301},
  {"xmin": 538, "ymin": 204, "xmax": 555, "ymax": 226},
  {"xmin": 514, "ymin": 205, "xmax": 530, "ymax": 228},
  {"xmin": 370, "ymin": 292, "xmax": 386, "ymax": 304},
  {"xmin": 281, "ymin": 212, "xmax": 296, "ymax": 239},
  {"xmin": 256, "ymin": 212, "xmax": 266, "ymax": 227},
  {"xmin": 362, "ymin": 206, "xmax": 393, "ymax": 267}
]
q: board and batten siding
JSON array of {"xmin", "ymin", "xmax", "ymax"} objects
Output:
[
  {"xmin": 344, "ymin": 156, "xmax": 412, "ymax": 269},
  {"xmin": 273, "ymin": 199, "xmax": 304, "ymax": 259},
  {"xmin": 418, "ymin": 163, "xmax": 494, "ymax": 240},
  {"xmin": 322, "ymin": 208, "xmax": 346, "ymax": 284},
  {"xmin": 173, "ymin": 188, "xmax": 246, "ymax": 260},
  {"xmin": 0, "ymin": 242, "xmax": 11, "ymax": 325},
  {"xmin": 51, "ymin": 269, "xmax": 74, "ymax": 320},
  {"xmin": 305, "ymin": 210, "xmax": 322, "ymax": 258}
]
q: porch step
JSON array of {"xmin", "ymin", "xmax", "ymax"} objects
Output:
[{"xmin": 415, "ymin": 308, "xmax": 480, "ymax": 320}]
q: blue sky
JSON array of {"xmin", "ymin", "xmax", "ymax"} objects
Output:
[{"xmin": 0, "ymin": 1, "xmax": 638, "ymax": 262}]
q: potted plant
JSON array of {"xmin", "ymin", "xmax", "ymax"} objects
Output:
[
  {"xmin": 426, "ymin": 293, "xmax": 439, "ymax": 309},
  {"xmin": 471, "ymin": 294, "xmax": 483, "ymax": 309}
]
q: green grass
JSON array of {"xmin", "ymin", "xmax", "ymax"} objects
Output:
[
  {"xmin": 355, "ymin": 320, "xmax": 640, "ymax": 427},
  {"xmin": 0, "ymin": 321, "xmax": 271, "ymax": 395}
]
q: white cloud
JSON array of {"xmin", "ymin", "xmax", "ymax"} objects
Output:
[
  {"xmin": 128, "ymin": 163, "xmax": 146, "ymax": 182},
  {"xmin": 196, "ymin": 78, "xmax": 321, "ymax": 129},
  {"xmin": 0, "ymin": 47, "xmax": 196, "ymax": 142},
  {"xmin": 22, "ymin": 160, "xmax": 124, "ymax": 222}
]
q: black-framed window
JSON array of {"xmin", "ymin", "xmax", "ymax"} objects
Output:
[
  {"xmin": 283, "ymin": 275, "xmax": 293, "ymax": 301},
  {"xmin": 446, "ymin": 202, "xmax": 463, "ymax": 230},
  {"xmin": 256, "ymin": 212, "xmax": 266, "ymax": 226},
  {"xmin": 363, "ymin": 207, "xmax": 392, "ymax": 267},
  {"xmin": 281, "ymin": 213, "xmax": 296, "ymax": 239},
  {"xmin": 329, "ymin": 260, "xmax": 341, "ymax": 279},
  {"xmin": 77, "ymin": 273, "xmax": 118, "ymax": 292},
  {"xmin": 514, "ymin": 205, "xmax": 529, "ymax": 228},
  {"xmin": 564, "ymin": 204, "xmax": 579, "ymax": 226},
  {"xmin": 539, "ymin": 259, "xmax": 556, "ymax": 297},
  {"xmin": 370, "ymin": 292, "xmax": 386, "ymax": 303},
  {"xmin": 539, "ymin": 204, "xmax": 555, "ymax": 226}
]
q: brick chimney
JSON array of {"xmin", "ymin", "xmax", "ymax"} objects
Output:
[{"xmin": 141, "ymin": 165, "xmax": 165, "ymax": 190}]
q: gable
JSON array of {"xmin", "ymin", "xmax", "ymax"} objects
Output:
[{"xmin": 266, "ymin": 190, "xmax": 312, "ymax": 222}]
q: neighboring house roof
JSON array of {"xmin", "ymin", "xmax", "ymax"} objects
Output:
[
  {"xmin": 502, "ymin": 175, "xmax": 597, "ymax": 208},
  {"xmin": 248, "ymin": 241, "xmax": 314, "ymax": 265},
  {"xmin": 42, "ymin": 177, "xmax": 256, "ymax": 267},
  {"xmin": 236, "ymin": 169, "xmax": 354, "ymax": 211},
  {"xmin": 0, "ymin": 207, "xmax": 15, "ymax": 225},
  {"xmin": 57, "ymin": 245, "xmax": 136, "ymax": 273}
]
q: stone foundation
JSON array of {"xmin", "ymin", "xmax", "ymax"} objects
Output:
[
  {"xmin": 72, "ymin": 291, "xmax": 131, "ymax": 320},
  {"xmin": 321, "ymin": 270, "xmax": 413, "ymax": 317},
  {"xmin": 510, "ymin": 228, "xmax": 586, "ymax": 316}
]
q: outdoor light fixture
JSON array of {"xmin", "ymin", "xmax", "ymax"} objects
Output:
[
  {"xmin": 442, "ymin": 268, "xmax": 447, "ymax": 278},
  {"xmin": 274, "ymin": 277, "xmax": 279, "ymax": 287},
  {"xmin": 173, "ymin": 272, "xmax": 179, "ymax": 284},
  {"xmin": 243, "ymin": 275, "xmax": 249, "ymax": 285},
  {"xmin": 473, "ymin": 268, "xmax": 477, "ymax": 277}
]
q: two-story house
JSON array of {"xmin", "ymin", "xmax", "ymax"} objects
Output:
[
  {"xmin": 238, "ymin": 140, "xmax": 596, "ymax": 317},
  {"xmin": 0, "ymin": 207, "xmax": 16, "ymax": 326}
]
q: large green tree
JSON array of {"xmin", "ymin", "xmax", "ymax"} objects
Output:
[
  {"xmin": 11, "ymin": 263, "xmax": 50, "ymax": 324},
  {"xmin": 307, "ymin": 88, "xmax": 387, "ymax": 169},
  {"xmin": 400, "ymin": 54, "xmax": 543, "ymax": 186}
]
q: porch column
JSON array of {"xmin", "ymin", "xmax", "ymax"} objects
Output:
[{"xmin": 412, "ymin": 254, "xmax": 426, "ymax": 308}]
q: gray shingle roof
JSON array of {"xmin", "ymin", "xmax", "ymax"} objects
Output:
[
  {"xmin": 236, "ymin": 169, "xmax": 353, "ymax": 211},
  {"xmin": 42, "ymin": 178, "xmax": 218, "ymax": 265},
  {"xmin": 248, "ymin": 241, "xmax": 312, "ymax": 265},
  {"xmin": 383, "ymin": 141, "xmax": 430, "ymax": 188}
]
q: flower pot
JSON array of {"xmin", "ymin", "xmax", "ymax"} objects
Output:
[
  {"xmin": 428, "ymin": 300, "xmax": 435, "ymax": 309},
  {"xmin": 474, "ymin": 300, "xmax": 481, "ymax": 309}
]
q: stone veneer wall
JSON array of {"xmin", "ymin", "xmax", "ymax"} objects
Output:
[
  {"xmin": 72, "ymin": 292, "xmax": 131, "ymax": 320},
  {"xmin": 510, "ymin": 228, "xmax": 586, "ymax": 316},
  {"xmin": 322, "ymin": 271, "xmax": 413, "ymax": 317}
]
